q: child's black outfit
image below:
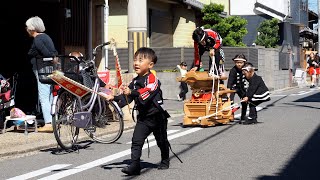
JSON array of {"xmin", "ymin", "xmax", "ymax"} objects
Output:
[
  {"xmin": 227, "ymin": 66, "xmax": 248, "ymax": 121},
  {"xmin": 115, "ymin": 72, "xmax": 170, "ymax": 175},
  {"xmin": 244, "ymin": 73, "xmax": 270, "ymax": 124}
]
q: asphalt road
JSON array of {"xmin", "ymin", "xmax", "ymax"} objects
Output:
[{"xmin": 0, "ymin": 87, "xmax": 319, "ymax": 180}]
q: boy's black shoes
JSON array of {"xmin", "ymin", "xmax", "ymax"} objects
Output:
[
  {"xmin": 158, "ymin": 159, "xmax": 170, "ymax": 170},
  {"xmin": 243, "ymin": 117, "xmax": 257, "ymax": 125},
  {"xmin": 239, "ymin": 116, "xmax": 247, "ymax": 124},
  {"xmin": 121, "ymin": 163, "xmax": 141, "ymax": 176}
]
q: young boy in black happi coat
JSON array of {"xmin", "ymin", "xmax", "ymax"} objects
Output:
[
  {"xmin": 105, "ymin": 47, "xmax": 171, "ymax": 176},
  {"xmin": 227, "ymin": 54, "xmax": 248, "ymax": 123},
  {"xmin": 241, "ymin": 62, "xmax": 271, "ymax": 125}
]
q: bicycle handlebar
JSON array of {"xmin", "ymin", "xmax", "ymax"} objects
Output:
[{"xmin": 92, "ymin": 41, "xmax": 111, "ymax": 57}]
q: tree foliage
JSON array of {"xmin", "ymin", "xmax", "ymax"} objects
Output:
[
  {"xmin": 201, "ymin": 3, "xmax": 248, "ymax": 47},
  {"xmin": 255, "ymin": 18, "xmax": 280, "ymax": 48}
]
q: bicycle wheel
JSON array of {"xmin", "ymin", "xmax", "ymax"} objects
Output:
[
  {"xmin": 84, "ymin": 97, "xmax": 124, "ymax": 144},
  {"xmin": 52, "ymin": 90, "xmax": 80, "ymax": 150}
]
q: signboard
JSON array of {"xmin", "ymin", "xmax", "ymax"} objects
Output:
[{"xmin": 49, "ymin": 72, "xmax": 90, "ymax": 98}]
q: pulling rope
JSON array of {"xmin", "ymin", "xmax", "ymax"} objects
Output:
[
  {"xmin": 208, "ymin": 54, "xmax": 220, "ymax": 117},
  {"xmin": 197, "ymin": 100, "xmax": 245, "ymax": 121}
]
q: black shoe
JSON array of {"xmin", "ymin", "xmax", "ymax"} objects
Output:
[
  {"xmin": 243, "ymin": 117, "xmax": 257, "ymax": 125},
  {"xmin": 239, "ymin": 116, "xmax": 247, "ymax": 124},
  {"xmin": 310, "ymin": 85, "xmax": 316, "ymax": 88},
  {"xmin": 158, "ymin": 159, "xmax": 170, "ymax": 170},
  {"xmin": 121, "ymin": 163, "xmax": 141, "ymax": 176}
]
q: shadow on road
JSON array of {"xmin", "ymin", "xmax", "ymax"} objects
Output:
[
  {"xmin": 257, "ymin": 124, "xmax": 320, "ymax": 180},
  {"xmin": 40, "ymin": 140, "xmax": 95, "ymax": 155},
  {"xmin": 294, "ymin": 91, "xmax": 320, "ymax": 103}
]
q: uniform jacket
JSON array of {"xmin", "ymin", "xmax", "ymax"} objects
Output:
[
  {"xmin": 246, "ymin": 73, "xmax": 270, "ymax": 102},
  {"xmin": 115, "ymin": 72, "xmax": 164, "ymax": 117},
  {"xmin": 227, "ymin": 66, "xmax": 247, "ymax": 95},
  {"xmin": 194, "ymin": 29, "xmax": 221, "ymax": 66}
]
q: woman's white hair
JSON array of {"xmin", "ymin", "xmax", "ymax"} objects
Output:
[{"xmin": 25, "ymin": 16, "xmax": 46, "ymax": 32}]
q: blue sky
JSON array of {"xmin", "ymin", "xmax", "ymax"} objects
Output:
[{"xmin": 309, "ymin": 0, "xmax": 318, "ymax": 13}]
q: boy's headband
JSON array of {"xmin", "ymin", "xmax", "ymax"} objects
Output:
[
  {"xmin": 233, "ymin": 58, "xmax": 247, "ymax": 62},
  {"xmin": 242, "ymin": 66, "xmax": 254, "ymax": 71}
]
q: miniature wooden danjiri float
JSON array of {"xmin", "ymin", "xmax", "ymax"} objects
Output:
[{"xmin": 177, "ymin": 70, "xmax": 236, "ymax": 127}]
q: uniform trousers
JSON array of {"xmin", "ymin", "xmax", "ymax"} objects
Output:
[
  {"xmin": 248, "ymin": 101, "xmax": 262, "ymax": 120},
  {"xmin": 230, "ymin": 89, "xmax": 247, "ymax": 119},
  {"xmin": 131, "ymin": 113, "xmax": 169, "ymax": 163}
]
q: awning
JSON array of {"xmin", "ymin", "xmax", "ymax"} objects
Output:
[
  {"xmin": 183, "ymin": 0, "xmax": 204, "ymax": 9},
  {"xmin": 254, "ymin": 2, "xmax": 286, "ymax": 21},
  {"xmin": 299, "ymin": 26, "xmax": 318, "ymax": 36}
]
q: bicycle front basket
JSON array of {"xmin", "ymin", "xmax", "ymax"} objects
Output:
[
  {"xmin": 36, "ymin": 57, "xmax": 58, "ymax": 84},
  {"xmin": 60, "ymin": 56, "xmax": 81, "ymax": 82}
]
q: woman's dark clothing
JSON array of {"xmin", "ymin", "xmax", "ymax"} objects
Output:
[
  {"xmin": 28, "ymin": 33, "xmax": 58, "ymax": 70},
  {"xmin": 27, "ymin": 33, "xmax": 57, "ymax": 124}
]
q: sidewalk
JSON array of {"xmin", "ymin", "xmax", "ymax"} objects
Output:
[{"xmin": 0, "ymin": 100, "xmax": 184, "ymax": 160}]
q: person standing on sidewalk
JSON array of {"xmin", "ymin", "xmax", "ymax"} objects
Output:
[
  {"xmin": 176, "ymin": 62, "xmax": 188, "ymax": 101},
  {"xmin": 105, "ymin": 47, "xmax": 172, "ymax": 176},
  {"xmin": 26, "ymin": 16, "xmax": 57, "ymax": 132},
  {"xmin": 305, "ymin": 52, "xmax": 318, "ymax": 88},
  {"xmin": 227, "ymin": 54, "xmax": 248, "ymax": 123}
]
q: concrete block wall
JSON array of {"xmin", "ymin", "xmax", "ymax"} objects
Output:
[
  {"xmin": 156, "ymin": 72, "xmax": 192, "ymax": 100},
  {"xmin": 257, "ymin": 48, "xmax": 290, "ymax": 91}
]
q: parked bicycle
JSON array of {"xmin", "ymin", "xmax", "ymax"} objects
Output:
[{"xmin": 49, "ymin": 42, "xmax": 124, "ymax": 150}]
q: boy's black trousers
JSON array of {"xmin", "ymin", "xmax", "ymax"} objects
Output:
[
  {"xmin": 230, "ymin": 89, "xmax": 247, "ymax": 119},
  {"xmin": 179, "ymin": 82, "xmax": 188, "ymax": 100},
  {"xmin": 131, "ymin": 113, "xmax": 169, "ymax": 163},
  {"xmin": 248, "ymin": 101, "xmax": 262, "ymax": 120}
]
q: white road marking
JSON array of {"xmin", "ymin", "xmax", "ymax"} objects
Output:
[
  {"xmin": 290, "ymin": 91, "xmax": 312, "ymax": 96},
  {"xmin": 7, "ymin": 164, "xmax": 72, "ymax": 180},
  {"xmin": 37, "ymin": 128, "xmax": 202, "ymax": 180},
  {"xmin": 126, "ymin": 129, "xmax": 180, "ymax": 144},
  {"xmin": 271, "ymin": 94, "xmax": 287, "ymax": 97}
]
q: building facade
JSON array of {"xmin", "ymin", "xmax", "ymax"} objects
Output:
[{"xmin": 230, "ymin": 0, "xmax": 309, "ymax": 70}]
